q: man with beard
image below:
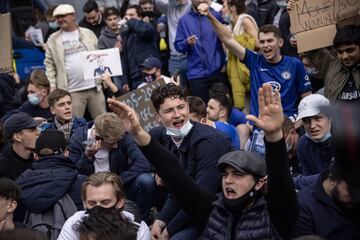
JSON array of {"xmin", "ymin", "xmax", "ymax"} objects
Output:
[
  {"xmin": 293, "ymin": 103, "xmax": 360, "ymax": 239},
  {"xmin": 107, "ymin": 83, "xmax": 298, "ymax": 239},
  {"xmin": 79, "ymin": 0, "xmax": 106, "ymax": 37}
]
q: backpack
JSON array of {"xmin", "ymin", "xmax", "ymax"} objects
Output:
[{"xmin": 23, "ymin": 194, "xmax": 77, "ymax": 240}]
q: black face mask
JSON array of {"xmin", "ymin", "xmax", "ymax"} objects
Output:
[
  {"xmin": 86, "ymin": 202, "xmax": 119, "ymax": 216},
  {"xmin": 143, "ymin": 73, "xmax": 156, "ymax": 83},
  {"xmin": 223, "ymin": 183, "xmax": 258, "ymax": 212}
]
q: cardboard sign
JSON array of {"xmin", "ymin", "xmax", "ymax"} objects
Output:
[
  {"xmin": 82, "ymin": 48, "xmax": 122, "ymax": 80},
  {"xmin": 117, "ymin": 78, "xmax": 166, "ymax": 132},
  {"xmin": 289, "ymin": 0, "xmax": 360, "ymax": 52},
  {"xmin": 0, "ymin": 13, "xmax": 12, "ymax": 73}
]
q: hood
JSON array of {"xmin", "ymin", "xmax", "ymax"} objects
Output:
[
  {"xmin": 101, "ymin": 26, "xmax": 118, "ymax": 39},
  {"xmin": 16, "ymin": 155, "xmax": 78, "ymax": 213}
]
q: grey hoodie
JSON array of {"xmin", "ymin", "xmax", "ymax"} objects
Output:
[{"xmin": 98, "ymin": 26, "xmax": 119, "ymax": 49}]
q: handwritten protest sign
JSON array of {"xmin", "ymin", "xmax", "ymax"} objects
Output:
[
  {"xmin": 82, "ymin": 48, "xmax": 122, "ymax": 80},
  {"xmin": 289, "ymin": 0, "xmax": 360, "ymax": 52},
  {"xmin": 117, "ymin": 78, "xmax": 166, "ymax": 132},
  {"xmin": 0, "ymin": 13, "xmax": 12, "ymax": 73}
]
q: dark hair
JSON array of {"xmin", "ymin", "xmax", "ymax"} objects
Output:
[
  {"xmin": 282, "ymin": 115, "xmax": 294, "ymax": 137},
  {"xmin": 186, "ymin": 96, "xmax": 206, "ymax": 118},
  {"xmin": 76, "ymin": 207, "xmax": 137, "ymax": 240},
  {"xmin": 103, "ymin": 7, "xmax": 120, "ymax": 19},
  {"xmin": 210, "ymin": 94, "xmax": 233, "ymax": 119},
  {"xmin": 209, "ymin": 82, "xmax": 230, "ymax": 97},
  {"xmin": 47, "ymin": 89, "xmax": 71, "ymax": 107},
  {"xmin": 259, "ymin": 24, "xmax": 282, "ymax": 39},
  {"xmin": 0, "ymin": 229, "xmax": 47, "ymax": 240},
  {"xmin": 0, "ymin": 178, "xmax": 21, "ymax": 202},
  {"xmin": 83, "ymin": 0, "xmax": 99, "ymax": 13},
  {"xmin": 151, "ymin": 83, "xmax": 184, "ymax": 112},
  {"xmin": 139, "ymin": 0, "xmax": 153, "ymax": 5},
  {"xmin": 45, "ymin": 5, "xmax": 58, "ymax": 17},
  {"xmin": 127, "ymin": 5, "xmax": 143, "ymax": 18},
  {"xmin": 227, "ymin": 0, "xmax": 246, "ymax": 15},
  {"xmin": 333, "ymin": 25, "xmax": 360, "ymax": 48}
]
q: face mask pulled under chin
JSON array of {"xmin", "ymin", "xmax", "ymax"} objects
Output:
[
  {"xmin": 306, "ymin": 131, "xmax": 332, "ymax": 143},
  {"xmin": 165, "ymin": 120, "xmax": 193, "ymax": 138},
  {"xmin": 223, "ymin": 183, "xmax": 259, "ymax": 212}
]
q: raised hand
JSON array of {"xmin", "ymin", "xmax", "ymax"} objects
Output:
[
  {"xmin": 107, "ymin": 98, "xmax": 151, "ymax": 146},
  {"xmin": 246, "ymin": 83, "xmax": 284, "ymax": 142},
  {"xmin": 198, "ymin": 3, "xmax": 210, "ymax": 16}
]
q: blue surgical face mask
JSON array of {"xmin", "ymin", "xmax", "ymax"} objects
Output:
[
  {"xmin": 28, "ymin": 93, "xmax": 41, "ymax": 105},
  {"xmin": 306, "ymin": 131, "xmax": 332, "ymax": 143},
  {"xmin": 222, "ymin": 14, "xmax": 232, "ymax": 24},
  {"xmin": 305, "ymin": 67, "xmax": 319, "ymax": 76},
  {"xmin": 165, "ymin": 120, "xmax": 193, "ymax": 138},
  {"xmin": 48, "ymin": 21, "xmax": 59, "ymax": 30}
]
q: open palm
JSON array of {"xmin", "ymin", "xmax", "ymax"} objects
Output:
[{"xmin": 247, "ymin": 84, "xmax": 284, "ymax": 135}]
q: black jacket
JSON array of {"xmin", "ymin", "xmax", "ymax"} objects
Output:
[
  {"xmin": 140, "ymin": 137, "xmax": 298, "ymax": 239},
  {"xmin": 78, "ymin": 17, "xmax": 106, "ymax": 37},
  {"xmin": 0, "ymin": 143, "xmax": 33, "ymax": 180},
  {"xmin": 121, "ymin": 18, "xmax": 159, "ymax": 88}
]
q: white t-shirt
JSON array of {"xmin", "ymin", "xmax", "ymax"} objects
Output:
[
  {"xmin": 86, "ymin": 127, "xmax": 110, "ymax": 172},
  {"xmin": 57, "ymin": 210, "xmax": 151, "ymax": 240},
  {"xmin": 63, "ymin": 30, "xmax": 96, "ymax": 92}
]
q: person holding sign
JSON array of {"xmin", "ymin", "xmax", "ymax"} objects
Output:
[{"xmin": 197, "ymin": 2, "xmax": 312, "ymax": 122}]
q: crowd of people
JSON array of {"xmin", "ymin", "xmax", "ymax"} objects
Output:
[{"xmin": 0, "ymin": 0, "xmax": 359, "ymax": 239}]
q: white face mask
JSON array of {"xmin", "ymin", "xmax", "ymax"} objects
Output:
[{"xmin": 165, "ymin": 120, "xmax": 193, "ymax": 138}]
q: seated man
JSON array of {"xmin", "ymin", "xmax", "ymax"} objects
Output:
[
  {"xmin": 138, "ymin": 57, "xmax": 172, "ymax": 88},
  {"xmin": 58, "ymin": 172, "xmax": 151, "ymax": 240},
  {"xmin": 0, "ymin": 178, "xmax": 22, "ymax": 231},
  {"xmin": 107, "ymin": 83, "xmax": 298, "ymax": 239},
  {"xmin": 16, "ymin": 129, "xmax": 86, "ymax": 217},
  {"xmin": 0, "ymin": 113, "xmax": 41, "ymax": 180},
  {"xmin": 187, "ymin": 95, "xmax": 240, "ymax": 150},
  {"xmin": 206, "ymin": 94, "xmax": 241, "ymax": 149},
  {"xmin": 68, "ymin": 112, "xmax": 154, "ymax": 221},
  {"xmin": 149, "ymin": 84, "xmax": 232, "ymax": 239},
  {"xmin": 1, "ymin": 69, "xmax": 52, "ymax": 122},
  {"xmin": 294, "ymin": 103, "xmax": 360, "ymax": 239},
  {"xmin": 296, "ymin": 94, "xmax": 333, "ymax": 175},
  {"xmin": 42, "ymin": 89, "xmax": 86, "ymax": 141}
]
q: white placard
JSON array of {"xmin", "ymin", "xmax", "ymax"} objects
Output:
[{"xmin": 82, "ymin": 48, "xmax": 122, "ymax": 80}]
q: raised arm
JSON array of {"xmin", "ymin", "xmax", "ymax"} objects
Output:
[
  {"xmin": 247, "ymin": 84, "xmax": 298, "ymax": 239},
  {"xmin": 198, "ymin": 3, "xmax": 246, "ymax": 61}
]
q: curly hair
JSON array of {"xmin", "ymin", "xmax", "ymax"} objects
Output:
[{"xmin": 150, "ymin": 83, "xmax": 185, "ymax": 112}]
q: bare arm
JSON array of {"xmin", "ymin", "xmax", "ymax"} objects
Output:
[
  {"xmin": 242, "ymin": 17, "xmax": 259, "ymax": 50},
  {"xmin": 198, "ymin": 3, "xmax": 246, "ymax": 61}
]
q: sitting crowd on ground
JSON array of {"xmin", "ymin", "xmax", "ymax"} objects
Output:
[{"xmin": 0, "ymin": 0, "xmax": 359, "ymax": 239}]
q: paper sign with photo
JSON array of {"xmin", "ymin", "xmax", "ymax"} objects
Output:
[
  {"xmin": 29, "ymin": 29, "xmax": 44, "ymax": 46},
  {"xmin": 82, "ymin": 48, "xmax": 122, "ymax": 80}
]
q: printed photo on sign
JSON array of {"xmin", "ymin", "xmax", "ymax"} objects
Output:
[
  {"xmin": 82, "ymin": 48, "xmax": 122, "ymax": 80},
  {"xmin": 25, "ymin": 27, "xmax": 44, "ymax": 47}
]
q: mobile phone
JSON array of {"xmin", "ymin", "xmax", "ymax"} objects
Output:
[{"xmin": 82, "ymin": 139, "xmax": 96, "ymax": 146}]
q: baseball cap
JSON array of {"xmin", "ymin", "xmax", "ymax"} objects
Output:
[
  {"xmin": 217, "ymin": 151, "xmax": 266, "ymax": 178},
  {"xmin": 296, "ymin": 94, "xmax": 330, "ymax": 121},
  {"xmin": 35, "ymin": 129, "xmax": 67, "ymax": 156},
  {"xmin": 140, "ymin": 57, "xmax": 162, "ymax": 69},
  {"xmin": 3, "ymin": 112, "xmax": 43, "ymax": 139},
  {"xmin": 53, "ymin": 4, "xmax": 75, "ymax": 17}
]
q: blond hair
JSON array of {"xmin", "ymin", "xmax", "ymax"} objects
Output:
[
  {"xmin": 81, "ymin": 172, "xmax": 126, "ymax": 202},
  {"xmin": 94, "ymin": 112, "xmax": 124, "ymax": 139}
]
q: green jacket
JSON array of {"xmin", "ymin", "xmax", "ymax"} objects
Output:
[{"xmin": 306, "ymin": 49, "xmax": 360, "ymax": 101}]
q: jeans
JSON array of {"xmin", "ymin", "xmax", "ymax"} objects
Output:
[
  {"xmin": 171, "ymin": 227, "xmax": 200, "ymax": 240},
  {"xmin": 168, "ymin": 55, "xmax": 188, "ymax": 90},
  {"xmin": 125, "ymin": 173, "xmax": 156, "ymax": 222}
]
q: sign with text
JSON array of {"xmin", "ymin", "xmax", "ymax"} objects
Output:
[
  {"xmin": 117, "ymin": 79, "xmax": 166, "ymax": 132},
  {"xmin": 289, "ymin": 0, "xmax": 360, "ymax": 52},
  {"xmin": 0, "ymin": 13, "xmax": 12, "ymax": 73}
]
